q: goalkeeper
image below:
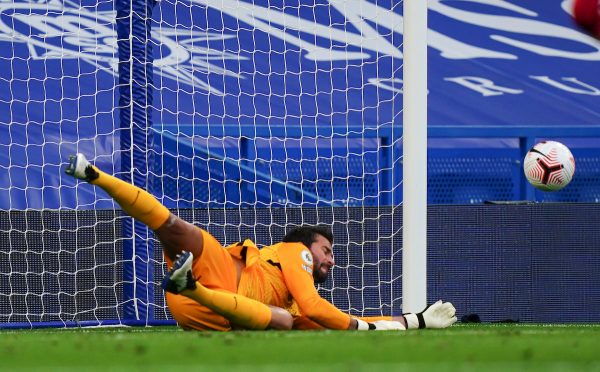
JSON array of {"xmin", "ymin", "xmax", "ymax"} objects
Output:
[{"xmin": 66, "ymin": 153, "xmax": 457, "ymax": 332}]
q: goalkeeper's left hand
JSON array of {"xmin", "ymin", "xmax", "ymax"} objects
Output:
[{"xmin": 403, "ymin": 300, "xmax": 457, "ymax": 329}]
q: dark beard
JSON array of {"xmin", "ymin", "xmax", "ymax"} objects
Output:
[{"xmin": 313, "ymin": 265, "xmax": 328, "ymax": 283}]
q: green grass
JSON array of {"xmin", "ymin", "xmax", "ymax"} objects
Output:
[{"xmin": 1, "ymin": 324, "xmax": 600, "ymax": 371}]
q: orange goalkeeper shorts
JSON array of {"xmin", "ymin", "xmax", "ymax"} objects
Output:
[{"xmin": 164, "ymin": 229, "xmax": 238, "ymax": 331}]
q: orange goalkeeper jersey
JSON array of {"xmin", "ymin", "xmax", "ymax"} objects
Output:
[{"xmin": 229, "ymin": 240, "xmax": 352, "ymax": 330}]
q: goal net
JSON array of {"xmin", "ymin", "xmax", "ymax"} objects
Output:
[{"xmin": 0, "ymin": 0, "xmax": 408, "ymax": 328}]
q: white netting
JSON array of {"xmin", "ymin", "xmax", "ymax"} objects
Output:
[
  {"xmin": 152, "ymin": 0, "xmax": 404, "ymax": 318},
  {"xmin": 0, "ymin": 0, "xmax": 403, "ymax": 327},
  {"xmin": 0, "ymin": 0, "xmax": 123, "ymax": 325}
]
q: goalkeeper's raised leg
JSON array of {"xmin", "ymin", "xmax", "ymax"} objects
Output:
[{"xmin": 65, "ymin": 153, "xmax": 293, "ymax": 331}]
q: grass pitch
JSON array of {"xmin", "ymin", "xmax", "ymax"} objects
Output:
[{"xmin": 1, "ymin": 324, "xmax": 599, "ymax": 371}]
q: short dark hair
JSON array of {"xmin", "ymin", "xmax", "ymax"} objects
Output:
[{"xmin": 282, "ymin": 225, "xmax": 334, "ymax": 248}]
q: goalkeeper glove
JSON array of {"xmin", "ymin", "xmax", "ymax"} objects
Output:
[
  {"xmin": 403, "ymin": 300, "xmax": 457, "ymax": 329},
  {"xmin": 355, "ymin": 319, "xmax": 406, "ymax": 331}
]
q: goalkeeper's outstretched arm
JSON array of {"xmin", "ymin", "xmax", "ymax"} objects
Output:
[
  {"xmin": 294, "ymin": 300, "xmax": 458, "ymax": 331},
  {"xmin": 317, "ymin": 298, "xmax": 458, "ymax": 330},
  {"xmin": 277, "ymin": 230, "xmax": 457, "ymax": 331}
]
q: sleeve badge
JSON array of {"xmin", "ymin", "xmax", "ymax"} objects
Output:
[{"xmin": 301, "ymin": 249, "xmax": 313, "ymax": 266}]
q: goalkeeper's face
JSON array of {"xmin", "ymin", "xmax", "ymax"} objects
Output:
[{"xmin": 309, "ymin": 234, "xmax": 335, "ymax": 284}]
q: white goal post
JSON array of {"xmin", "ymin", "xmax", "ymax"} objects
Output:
[{"xmin": 402, "ymin": 0, "xmax": 428, "ymax": 313}]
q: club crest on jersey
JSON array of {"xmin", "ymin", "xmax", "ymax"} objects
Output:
[{"xmin": 301, "ymin": 249, "xmax": 313, "ymax": 266}]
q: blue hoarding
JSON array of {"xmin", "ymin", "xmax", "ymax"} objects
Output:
[{"xmin": 0, "ymin": 0, "xmax": 599, "ymax": 209}]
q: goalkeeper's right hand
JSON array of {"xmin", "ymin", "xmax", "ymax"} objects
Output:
[{"xmin": 355, "ymin": 319, "xmax": 406, "ymax": 331}]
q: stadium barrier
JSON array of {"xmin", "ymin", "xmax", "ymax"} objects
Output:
[
  {"xmin": 2, "ymin": 203, "xmax": 599, "ymax": 328},
  {"xmin": 154, "ymin": 124, "xmax": 600, "ymax": 209}
]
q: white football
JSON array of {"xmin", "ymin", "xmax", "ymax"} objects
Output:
[{"xmin": 523, "ymin": 141, "xmax": 575, "ymax": 192}]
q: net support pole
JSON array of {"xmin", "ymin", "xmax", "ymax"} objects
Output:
[
  {"xmin": 117, "ymin": 0, "xmax": 156, "ymax": 322},
  {"xmin": 402, "ymin": 0, "xmax": 427, "ymax": 313}
]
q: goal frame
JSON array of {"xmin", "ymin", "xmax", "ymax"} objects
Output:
[{"xmin": 402, "ymin": 0, "xmax": 428, "ymax": 313}]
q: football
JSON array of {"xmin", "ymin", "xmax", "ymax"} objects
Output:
[{"xmin": 523, "ymin": 141, "xmax": 575, "ymax": 191}]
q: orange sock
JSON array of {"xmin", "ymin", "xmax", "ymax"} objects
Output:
[
  {"xmin": 182, "ymin": 283, "xmax": 271, "ymax": 330},
  {"xmin": 90, "ymin": 167, "xmax": 170, "ymax": 230}
]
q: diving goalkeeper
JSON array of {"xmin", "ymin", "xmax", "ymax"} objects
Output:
[{"xmin": 66, "ymin": 153, "xmax": 457, "ymax": 332}]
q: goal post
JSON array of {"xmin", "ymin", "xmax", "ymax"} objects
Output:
[
  {"xmin": 116, "ymin": 0, "xmax": 157, "ymax": 323},
  {"xmin": 402, "ymin": 0, "xmax": 428, "ymax": 313}
]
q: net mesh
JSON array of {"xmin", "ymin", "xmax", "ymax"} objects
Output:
[
  {"xmin": 151, "ymin": 0, "xmax": 403, "ymax": 318},
  {"xmin": 0, "ymin": 0, "xmax": 403, "ymax": 326}
]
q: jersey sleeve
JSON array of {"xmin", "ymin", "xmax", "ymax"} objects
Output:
[{"xmin": 277, "ymin": 243, "xmax": 352, "ymax": 330}]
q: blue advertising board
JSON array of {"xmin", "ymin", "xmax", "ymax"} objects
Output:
[{"xmin": 0, "ymin": 0, "xmax": 599, "ymax": 209}]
